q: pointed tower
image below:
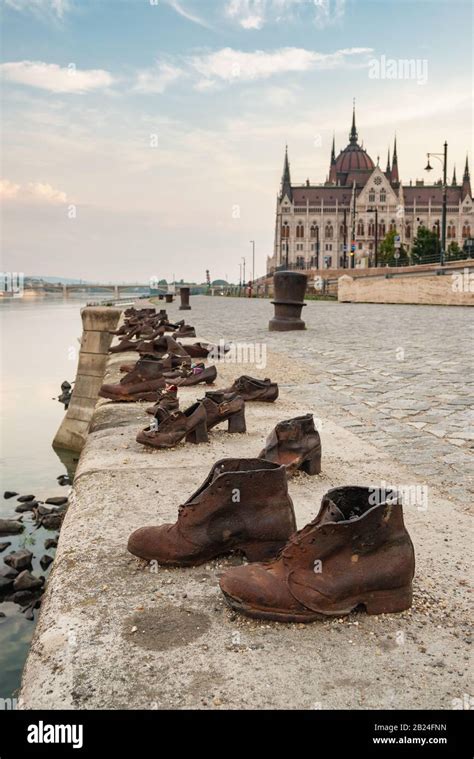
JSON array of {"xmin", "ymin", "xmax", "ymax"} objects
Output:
[
  {"xmin": 328, "ymin": 133, "xmax": 337, "ymax": 183},
  {"xmin": 385, "ymin": 147, "xmax": 391, "ymax": 179},
  {"xmin": 349, "ymin": 101, "xmax": 358, "ymax": 144},
  {"xmin": 461, "ymin": 155, "xmax": 471, "ymax": 199},
  {"xmin": 451, "ymin": 165, "xmax": 457, "ymax": 186},
  {"xmin": 280, "ymin": 145, "xmax": 292, "ymax": 201},
  {"xmin": 391, "ymin": 136, "xmax": 399, "ymax": 185}
]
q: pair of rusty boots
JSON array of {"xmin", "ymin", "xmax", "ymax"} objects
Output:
[{"xmin": 128, "ymin": 461, "xmax": 415, "ymax": 621}]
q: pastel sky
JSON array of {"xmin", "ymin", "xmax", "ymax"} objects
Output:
[{"xmin": 1, "ymin": 0, "xmax": 472, "ymax": 283}]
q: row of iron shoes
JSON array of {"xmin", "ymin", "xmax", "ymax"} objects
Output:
[{"xmin": 106, "ymin": 307, "xmax": 415, "ymax": 623}]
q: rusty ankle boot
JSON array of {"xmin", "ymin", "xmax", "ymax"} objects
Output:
[
  {"xmin": 98, "ymin": 358, "xmax": 166, "ymax": 402},
  {"xmin": 220, "ymin": 486, "xmax": 415, "ymax": 622},
  {"xmin": 259, "ymin": 413, "xmax": 321, "ymax": 476},
  {"xmin": 136, "ymin": 400, "xmax": 208, "ymax": 448},
  {"xmin": 127, "ymin": 458, "xmax": 296, "ymax": 565},
  {"xmin": 202, "ymin": 391, "xmax": 246, "ymax": 433}
]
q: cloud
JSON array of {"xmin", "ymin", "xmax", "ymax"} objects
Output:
[
  {"xmin": 165, "ymin": 0, "xmax": 213, "ymax": 29},
  {"xmin": 1, "ymin": 179, "xmax": 67, "ymax": 204},
  {"xmin": 134, "ymin": 62, "xmax": 184, "ymax": 94},
  {"xmin": 225, "ymin": 0, "xmax": 346, "ymax": 29},
  {"xmin": 4, "ymin": 0, "xmax": 71, "ymax": 19},
  {"xmin": 1, "ymin": 61, "xmax": 114, "ymax": 93},
  {"xmin": 190, "ymin": 46, "xmax": 373, "ymax": 86}
]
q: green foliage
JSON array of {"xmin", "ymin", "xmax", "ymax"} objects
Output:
[
  {"xmin": 410, "ymin": 227, "xmax": 441, "ymax": 263},
  {"xmin": 378, "ymin": 229, "xmax": 409, "ymax": 266},
  {"xmin": 446, "ymin": 242, "xmax": 463, "ymax": 261}
]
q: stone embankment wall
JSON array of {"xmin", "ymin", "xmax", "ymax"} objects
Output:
[{"xmin": 338, "ymin": 271, "xmax": 474, "ymax": 306}]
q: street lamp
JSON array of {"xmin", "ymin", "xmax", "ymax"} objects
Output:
[
  {"xmin": 424, "ymin": 141, "xmax": 447, "ymax": 266},
  {"xmin": 242, "ymin": 257, "xmax": 246, "ymax": 287},
  {"xmin": 250, "ymin": 240, "xmax": 255, "ymax": 284},
  {"xmin": 367, "ymin": 207, "xmax": 379, "ymax": 267}
]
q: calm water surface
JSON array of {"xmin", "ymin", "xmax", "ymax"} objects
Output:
[{"xmin": 0, "ymin": 295, "xmax": 108, "ymax": 699}]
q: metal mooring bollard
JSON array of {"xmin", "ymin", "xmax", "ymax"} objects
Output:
[
  {"xmin": 269, "ymin": 271, "xmax": 307, "ymax": 331},
  {"xmin": 165, "ymin": 293, "xmax": 173, "ymax": 303},
  {"xmin": 179, "ymin": 287, "xmax": 191, "ymax": 310}
]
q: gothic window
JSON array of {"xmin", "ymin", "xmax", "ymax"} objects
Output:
[
  {"xmin": 296, "ymin": 255, "xmax": 305, "ymax": 268},
  {"xmin": 296, "ymin": 223, "xmax": 304, "ymax": 239},
  {"xmin": 368, "ymin": 192, "xmax": 375, "ymax": 203},
  {"xmin": 447, "ymin": 224, "xmax": 455, "ymax": 239},
  {"xmin": 405, "ymin": 224, "xmax": 411, "ymax": 239},
  {"xmin": 380, "ymin": 192, "xmax": 386, "ymax": 202},
  {"xmin": 368, "ymin": 221, "xmax": 375, "ymax": 236},
  {"xmin": 379, "ymin": 221, "xmax": 386, "ymax": 237},
  {"xmin": 325, "ymin": 223, "xmax": 333, "ymax": 239},
  {"xmin": 339, "ymin": 223, "xmax": 345, "ymax": 236},
  {"xmin": 281, "ymin": 222, "xmax": 290, "ymax": 239},
  {"xmin": 389, "ymin": 219, "xmax": 396, "ymax": 232},
  {"xmin": 462, "ymin": 224, "xmax": 471, "ymax": 238},
  {"xmin": 432, "ymin": 222, "xmax": 440, "ymax": 235},
  {"xmin": 310, "ymin": 224, "xmax": 318, "ymax": 239},
  {"xmin": 357, "ymin": 220, "xmax": 364, "ymax": 236},
  {"xmin": 374, "ymin": 176, "xmax": 382, "ymax": 185}
]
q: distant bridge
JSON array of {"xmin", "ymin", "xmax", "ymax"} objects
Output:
[{"xmin": 29, "ymin": 283, "xmax": 157, "ymax": 298}]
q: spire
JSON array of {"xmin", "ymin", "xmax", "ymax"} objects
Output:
[
  {"xmin": 328, "ymin": 133, "xmax": 337, "ymax": 183},
  {"xmin": 462, "ymin": 154, "xmax": 471, "ymax": 199},
  {"xmin": 385, "ymin": 147, "xmax": 391, "ymax": 176},
  {"xmin": 391, "ymin": 135, "xmax": 399, "ymax": 184},
  {"xmin": 349, "ymin": 99, "xmax": 358, "ymax": 144},
  {"xmin": 280, "ymin": 144, "xmax": 293, "ymax": 201},
  {"xmin": 451, "ymin": 165, "xmax": 457, "ymax": 186}
]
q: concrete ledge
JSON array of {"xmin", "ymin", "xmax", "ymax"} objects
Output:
[{"xmin": 338, "ymin": 272, "xmax": 474, "ymax": 305}]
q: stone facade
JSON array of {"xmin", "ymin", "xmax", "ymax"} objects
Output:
[{"xmin": 268, "ymin": 108, "xmax": 473, "ymax": 272}]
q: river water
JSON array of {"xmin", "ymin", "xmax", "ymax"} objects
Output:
[{"xmin": 0, "ymin": 295, "xmax": 107, "ymax": 700}]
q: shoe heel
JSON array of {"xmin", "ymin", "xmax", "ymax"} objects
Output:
[
  {"xmin": 228, "ymin": 408, "xmax": 246, "ymax": 434},
  {"xmin": 186, "ymin": 420, "xmax": 209, "ymax": 444},
  {"xmin": 363, "ymin": 586, "xmax": 413, "ymax": 615},
  {"xmin": 205, "ymin": 377, "xmax": 216, "ymax": 385},
  {"xmin": 299, "ymin": 448, "xmax": 321, "ymax": 476},
  {"xmin": 241, "ymin": 539, "xmax": 285, "ymax": 562}
]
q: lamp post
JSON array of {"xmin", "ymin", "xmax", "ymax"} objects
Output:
[
  {"xmin": 367, "ymin": 207, "xmax": 379, "ymax": 267},
  {"xmin": 424, "ymin": 141, "xmax": 447, "ymax": 266},
  {"xmin": 250, "ymin": 240, "xmax": 255, "ymax": 284},
  {"xmin": 342, "ymin": 208, "xmax": 348, "ymax": 268},
  {"xmin": 242, "ymin": 257, "xmax": 246, "ymax": 287}
]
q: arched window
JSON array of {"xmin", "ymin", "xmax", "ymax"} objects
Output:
[
  {"xmin": 432, "ymin": 222, "xmax": 440, "ymax": 236},
  {"xmin": 462, "ymin": 224, "xmax": 471, "ymax": 238},
  {"xmin": 389, "ymin": 219, "xmax": 396, "ymax": 232},
  {"xmin": 325, "ymin": 223, "xmax": 333, "ymax": 239},
  {"xmin": 296, "ymin": 222, "xmax": 304, "ymax": 239},
  {"xmin": 368, "ymin": 221, "xmax": 375, "ymax": 236},
  {"xmin": 310, "ymin": 224, "xmax": 318, "ymax": 239},
  {"xmin": 368, "ymin": 190, "xmax": 375, "ymax": 203},
  {"xmin": 380, "ymin": 192, "xmax": 386, "ymax": 203},
  {"xmin": 281, "ymin": 222, "xmax": 290, "ymax": 239},
  {"xmin": 339, "ymin": 223, "xmax": 345, "ymax": 236},
  {"xmin": 379, "ymin": 221, "xmax": 386, "ymax": 237},
  {"xmin": 357, "ymin": 220, "xmax": 364, "ymax": 236},
  {"xmin": 405, "ymin": 223, "xmax": 411, "ymax": 239},
  {"xmin": 447, "ymin": 224, "xmax": 455, "ymax": 239}
]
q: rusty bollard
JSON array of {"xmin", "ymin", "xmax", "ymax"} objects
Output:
[
  {"xmin": 179, "ymin": 287, "xmax": 191, "ymax": 310},
  {"xmin": 269, "ymin": 271, "xmax": 307, "ymax": 331},
  {"xmin": 165, "ymin": 293, "xmax": 173, "ymax": 304}
]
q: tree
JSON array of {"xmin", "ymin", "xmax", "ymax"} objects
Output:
[
  {"xmin": 410, "ymin": 227, "xmax": 440, "ymax": 264},
  {"xmin": 378, "ymin": 229, "xmax": 408, "ymax": 266},
  {"xmin": 446, "ymin": 241, "xmax": 463, "ymax": 261}
]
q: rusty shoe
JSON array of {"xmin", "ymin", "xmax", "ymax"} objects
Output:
[
  {"xmin": 202, "ymin": 391, "xmax": 246, "ymax": 433},
  {"xmin": 127, "ymin": 458, "xmax": 296, "ymax": 566},
  {"xmin": 145, "ymin": 386, "xmax": 179, "ymax": 416},
  {"xmin": 172, "ymin": 324, "xmax": 196, "ymax": 338},
  {"xmin": 175, "ymin": 364, "xmax": 217, "ymax": 387},
  {"xmin": 99, "ymin": 358, "xmax": 166, "ymax": 402},
  {"xmin": 136, "ymin": 400, "xmax": 208, "ymax": 448},
  {"xmin": 259, "ymin": 414, "xmax": 321, "ymax": 476},
  {"xmin": 220, "ymin": 486, "xmax": 415, "ymax": 622},
  {"xmin": 223, "ymin": 375, "xmax": 279, "ymax": 403}
]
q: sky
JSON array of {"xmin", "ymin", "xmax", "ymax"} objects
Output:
[{"xmin": 1, "ymin": 0, "xmax": 472, "ymax": 283}]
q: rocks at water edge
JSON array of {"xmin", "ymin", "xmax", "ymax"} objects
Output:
[
  {"xmin": 45, "ymin": 496, "xmax": 68, "ymax": 506},
  {"xmin": 4, "ymin": 549, "xmax": 33, "ymax": 571},
  {"xmin": 15, "ymin": 500, "xmax": 39, "ymax": 514},
  {"xmin": 3, "ymin": 492, "xmax": 18, "ymax": 499},
  {"xmin": 0, "ymin": 519, "xmax": 24, "ymax": 536},
  {"xmin": 13, "ymin": 571, "xmax": 44, "ymax": 592},
  {"xmin": 57, "ymin": 475, "xmax": 71, "ymax": 487},
  {"xmin": 40, "ymin": 514, "xmax": 63, "ymax": 530},
  {"xmin": 0, "ymin": 542, "xmax": 12, "ymax": 553},
  {"xmin": 17, "ymin": 495, "xmax": 36, "ymax": 503},
  {"xmin": 0, "ymin": 566, "xmax": 19, "ymax": 580},
  {"xmin": 44, "ymin": 538, "xmax": 58, "ymax": 550},
  {"xmin": 0, "ymin": 576, "xmax": 14, "ymax": 592},
  {"xmin": 40, "ymin": 555, "xmax": 54, "ymax": 570}
]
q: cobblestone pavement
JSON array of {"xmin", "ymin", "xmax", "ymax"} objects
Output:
[{"xmin": 173, "ymin": 296, "xmax": 473, "ymax": 502}]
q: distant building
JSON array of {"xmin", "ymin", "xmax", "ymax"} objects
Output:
[{"xmin": 268, "ymin": 106, "xmax": 473, "ymax": 272}]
